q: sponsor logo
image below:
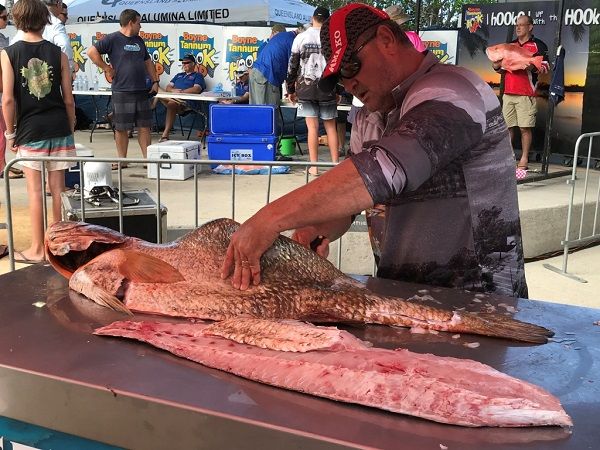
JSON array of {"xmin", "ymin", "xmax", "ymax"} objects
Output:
[
  {"xmin": 179, "ymin": 33, "xmax": 219, "ymax": 78},
  {"xmin": 465, "ymin": 7, "xmax": 484, "ymax": 33},
  {"xmin": 69, "ymin": 33, "xmax": 87, "ymax": 73}
]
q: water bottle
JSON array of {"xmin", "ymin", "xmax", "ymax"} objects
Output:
[
  {"xmin": 74, "ymin": 74, "xmax": 80, "ymax": 91},
  {"xmin": 82, "ymin": 76, "xmax": 89, "ymax": 91},
  {"xmin": 231, "ymin": 82, "xmax": 236, "ymax": 98},
  {"xmin": 93, "ymin": 75, "xmax": 99, "ymax": 91},
  {"xmin": 215, "ymin": 82, "xmax": 223, "ymax": 94}
]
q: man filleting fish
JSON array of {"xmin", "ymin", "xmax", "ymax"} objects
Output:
[{"xmin": 221, "ymin": 3, "xmax": 528, "ymax": 300}]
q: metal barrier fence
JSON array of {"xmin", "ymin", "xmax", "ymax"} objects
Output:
[
  {"xmin": 2, "ymin": 156, "xmax": 375, "ymax": 275},
  {"xmin": 544, "ymin": 131, "xmax": 600, "ymax": 283}
]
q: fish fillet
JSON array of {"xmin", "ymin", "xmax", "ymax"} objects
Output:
[{"xmin": 94, "ymin": 318, "xmax": 572, "ymax": 428}]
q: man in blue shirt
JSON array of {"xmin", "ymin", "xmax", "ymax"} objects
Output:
[
  {"xmin": 250, "ymin": 27, "xmax": 297, "ymax": 106},
  {"xmin": 220, "ymin": 69, "xmax": 249, "ymax": 104},
  {"xmin": 158, "ymin": 53, "xmax": 205, "ymax": 141}
]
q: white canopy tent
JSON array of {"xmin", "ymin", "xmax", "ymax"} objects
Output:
[{"xmin": 65, "ymin": 0, "xmax": 314, "ymax": 26}]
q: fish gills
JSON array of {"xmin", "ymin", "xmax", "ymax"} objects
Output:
[{"xmin": 95, "ymin": 319, "xmax": 572, "ymax": 428}]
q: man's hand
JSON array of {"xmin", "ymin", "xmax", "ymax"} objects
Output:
[
  {"xmin": 287, "ymin": 93, "xmax": 298, "ymax": 104},
  {"xmin": 220, "ymin": 217, "xmax": 279, "ymax": 290},
  {"xmin": 291, "ymin": 226, "xmax": 331, "ymax": 258},
  {"xmin": 492, "ymin": 60, "xmax": 503, "ymax": 71},
  {"xmin": 104, "ymin": 65, "xmax": 115, "ymax": 80}
]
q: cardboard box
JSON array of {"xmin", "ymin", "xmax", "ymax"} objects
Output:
[
  {"xmin": 61, "ymin": 188, "xmax": 167, "ymax": 243},
  {"xmin": 207, "ymin": 134, "xmax": 277, "ymax": 168},
  {"xmin": 147, "ymin": 140, "xmax": 201, "ymax": 180}
]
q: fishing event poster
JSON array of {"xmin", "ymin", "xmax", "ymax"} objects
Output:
[
  {"xmin": 176, "ymin": 24, "xmax": 223, "ymax": 80},
  {"xmin": 460, "ymin": 1, "xmax": 598, "ymax": 157},
  {"xmin": 221, "ymin": 26, "xmax": 270, "ymax": 84}
]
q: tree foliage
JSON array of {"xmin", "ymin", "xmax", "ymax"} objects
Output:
[{"xmin": 304, "ymin": 0, "xmax": 495, "ymax": 30}]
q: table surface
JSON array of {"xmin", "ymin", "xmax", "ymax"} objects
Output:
[
  {"xmin": 0, "ymin": 265, "xmax": 597, "ymax": 449},
  {"xmin": 73, "ymin": 90, "xmax": 352, "ymax": 110}
]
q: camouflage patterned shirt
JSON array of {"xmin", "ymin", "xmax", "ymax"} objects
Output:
[{"xmin": 349, "ymin": 53, "xmax": 528, "ymax": 297}]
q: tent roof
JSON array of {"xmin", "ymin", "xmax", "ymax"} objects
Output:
[{"xmin": 66, "ymin": 0, "xmax": 314, "ymax": 26}]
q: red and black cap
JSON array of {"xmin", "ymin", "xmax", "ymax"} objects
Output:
[{"xmin": 319, "ymin": 4, "xmax": 389, "ymax": 93}]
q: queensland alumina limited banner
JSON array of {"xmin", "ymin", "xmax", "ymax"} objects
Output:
[{"xmin": 65, "ymin": 0, "xmax": 313, "ymax": 26}]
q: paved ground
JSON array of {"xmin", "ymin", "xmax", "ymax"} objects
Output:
[{"xmin": 1, "ymin": 129, "xmax": 599, "ymax": 310}]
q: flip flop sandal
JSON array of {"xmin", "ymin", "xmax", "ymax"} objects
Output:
[
  {"xmin": 111, "ymin": 163, "xmax": 129, "ymax": 170},
  {"xmin": 14, "ymin": 251, "xmax": 45, "ymax": 265},
  {"xmin": 158, "ymin": 136, "xmax": 169, "ymax": 143}
]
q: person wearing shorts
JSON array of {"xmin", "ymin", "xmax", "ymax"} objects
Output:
[
  {"xmin": 1, "ymin": 0, "xmax": 76, "ymax": 263},
  {"xmin": 87, "ymin": 9, "xmax": 159, "ymax": 165},
  {"xmin": 492, "ymin": 15, "xmax": 548, "ymax": 172},
  {"xmin": 286, "ymin": 6, "xmax": 338, "ymax": 176}
]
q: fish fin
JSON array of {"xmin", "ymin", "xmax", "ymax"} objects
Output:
[
  {"xmin": 531, "ymin": 55, "xmax": 544, "ymax": 72},
  {"xmin": 457, "ymin": 312, "xmax": 553, "ymax": 344},
  {"xmin": 118, "ymin": 250, "xmax": 185, "ymax": 284},
  {"xmin": 69, "ymin": 265, "xmax": 133, "ymax": 316}
]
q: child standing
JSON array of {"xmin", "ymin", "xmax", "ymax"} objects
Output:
[{"xmin": 1, "ymin": 0, "xmax": 75, "ymax": 263}]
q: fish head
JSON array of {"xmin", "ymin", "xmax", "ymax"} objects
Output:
[
  {"xmin": 45, "ymin": 221, "xmax": 128, "ymax": 278},
  {"xmin": 485, "ymin": 44, "xmax": 506, "ymax": 63}
]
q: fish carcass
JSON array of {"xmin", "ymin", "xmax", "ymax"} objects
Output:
[
  {"xmin": 485, "ymin": 43, "xmax": 546, "ymax": 72},
  {"xmin": 46, "ymin": 219, "xmax": 553, "ymax": 343},
  {"xmin": 95, "ymin": 318, "xmax": 572, "ymax": 428}
]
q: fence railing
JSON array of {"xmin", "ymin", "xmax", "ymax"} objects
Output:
[
  {"xmin": 3, "ymin": 156, "xmax": 375, "ymax": 275},
  {"xmin": 544, "ymin": 132, "xmax": 600, "ymax": 282}
]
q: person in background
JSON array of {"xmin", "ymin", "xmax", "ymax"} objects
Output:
[
  {"xmin": 384, "ymin": 5, "xmax": 427, "ymax": 53},
  {"xmin": 1, "ymin": 0, "xmax": 76, "ymax": 263},
  {"xmin": 220, "ymin": 68, "xmax": 249, "ymax": 105},
  {"xmin": 87, "ymin": 9, "xmax": 159, "ymax": 168},
  {"xmin": 219, "ymin": 4, "xmax": 528, "ymax": 300},
  {"xmin": 12, "ymin": 0, "xmax": 75, "ymax": 77},
  {"xmin": 491, "ymin": 15, "xmax": 548, "ymax": 175},
  {"xmin": 0, "ymin": 4, "xmax": 24, "ymax": 179},
  {"xmin": 286, "ymin": 6, "xmax": 338, "ymax": 176},
  {"xmin": 250, "ymin": 25, "xmax": 297, "ymax": 107},
  {"xmin": 158, "ymin": 53, "xmax": 205, "ymax": 142}
]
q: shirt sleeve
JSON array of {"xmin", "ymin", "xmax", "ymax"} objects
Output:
[
  {"xmin": 94, "ymin": 34, "xmax": 110, "ymax": 55},
  {"xmin": 350, "ymin": 71, "xmax": 486, "ymax": 203},
  {"xmin": 47, "ymin": 22, "xmax": 74, "ymax": 73},
  {"xmin": 285, "ymin": 35, "xmax": 302, "ymax": 94}
]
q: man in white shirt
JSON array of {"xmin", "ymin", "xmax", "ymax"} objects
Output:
[{"xmin": 11, "ymin": 0, "xmax": 75, "ymax": 76}]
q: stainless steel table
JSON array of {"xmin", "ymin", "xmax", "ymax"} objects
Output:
[{"xmin": 0, "ymin": 265, "xmax": 597, "ymax": 449}]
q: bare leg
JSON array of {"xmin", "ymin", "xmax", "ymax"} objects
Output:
[
  {"xmin": 323, "ymin": 118, "xmax": 339, "ymax": 164},
  {"xmin": 20, "ymin": 167, "xmax": 45, "ymax": 261},
  {"xmin": 47, "ymin": 169, "xmax": 66, "ymax": 224},
  {"xmin": 519, "ymin": 127, "xmax": 532, "ymax": 168},
  {"xmin": 508, "ymin": 127, "xmax": 514, "ymax": 148},
  {"xmin": 305, "ymin": 116, "xmax": 319, "ymax": 175},
  {"xmin": 161, "ymin": 101, "xmax": 180, "ymax": 139},
  {"xmin": 115, "ymin": 130, "xmax": 129, "ymax": 159},
  {"xmin": 137, "ymin": 127, "xmax": 151, "ymax": 159}
]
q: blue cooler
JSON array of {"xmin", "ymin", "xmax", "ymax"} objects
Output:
[
  {"xmin": 207, "ymin": 104, "xmax": 277, "ymax": 168},
  {"xmin": 207, "ymin": 135, "xmax": 278, "ymax": 168}
]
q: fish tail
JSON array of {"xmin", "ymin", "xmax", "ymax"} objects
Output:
[
  {"xmin": 366, "ymin": 298, "xmax": 553, "ymax": 343},
  {"xmin": 453, "ymin": 311, "xmax": 553, "ymax": 344}
]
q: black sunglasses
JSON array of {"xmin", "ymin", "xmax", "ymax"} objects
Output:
[
  {"xmin": 0, "ymin": 15, "xmax": 8, "ymax": 20},
  {"xmin": 339, "ymin": 28, "xmax": 378, "ymax": 80},
  {"xmin": 182, "ymin": 61, "xmax": 193, "ymax": 65}
]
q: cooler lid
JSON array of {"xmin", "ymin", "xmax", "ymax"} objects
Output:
[
  {"xmin": 148, "ymin": 141, "xmax": 200, "ymax": 154},
  {"xmin": 206, "ymin": 134, "xmax": 279, "ymax": 144},
  {"xmin": 210, "ymin": 104, "xmax": 275, "ymax": 135}
]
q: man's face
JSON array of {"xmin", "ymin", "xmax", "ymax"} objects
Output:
[
  {"xmin": 515, "ymin": 16, "xmax": 533, "ymax": 40},
  {"xmin": 130, "ymin": 17, "xmax": 142, "ymax": 35},
  {"xmin": 59, "ymin": 7, "xmax": 68, "ymax": 24},
  {"xmin": 182, "ymin": 60, "xmax": 195, "ymax": 73},
  {"xmin": 237, "ymin": 72, "xmax": 249, "ymax": 84},
  {"xmin": 340, "ymin": 27, "xmax": 396, "ymax": 113}
]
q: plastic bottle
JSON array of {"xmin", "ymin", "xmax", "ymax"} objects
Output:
[
  {"xmin": 215, "ymin": 82, "xmax": 223, "ymax": 94},
  {"xmin": 82, "ymin": 76, "xmax": 89, "ymax": 91},
  {"xmin": 73, "ymin": 74, "xmax": 80, "ymax": 91},
  {"xmin": 93, "ymin": 75, "xmax": 99, "ymax": 91},
  {"xmin": 231, "ymin": 82, "xmax": 236, "ymax": 98}
]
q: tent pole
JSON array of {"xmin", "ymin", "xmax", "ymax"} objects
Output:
[{"xmin": 415, "ymin": 0, "xmax": 422, "ymax": 33}]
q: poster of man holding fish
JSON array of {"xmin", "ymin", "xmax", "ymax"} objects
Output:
[{"xmin": 459, "ymin": 0, "xmax": 600, "ymax": 160}]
